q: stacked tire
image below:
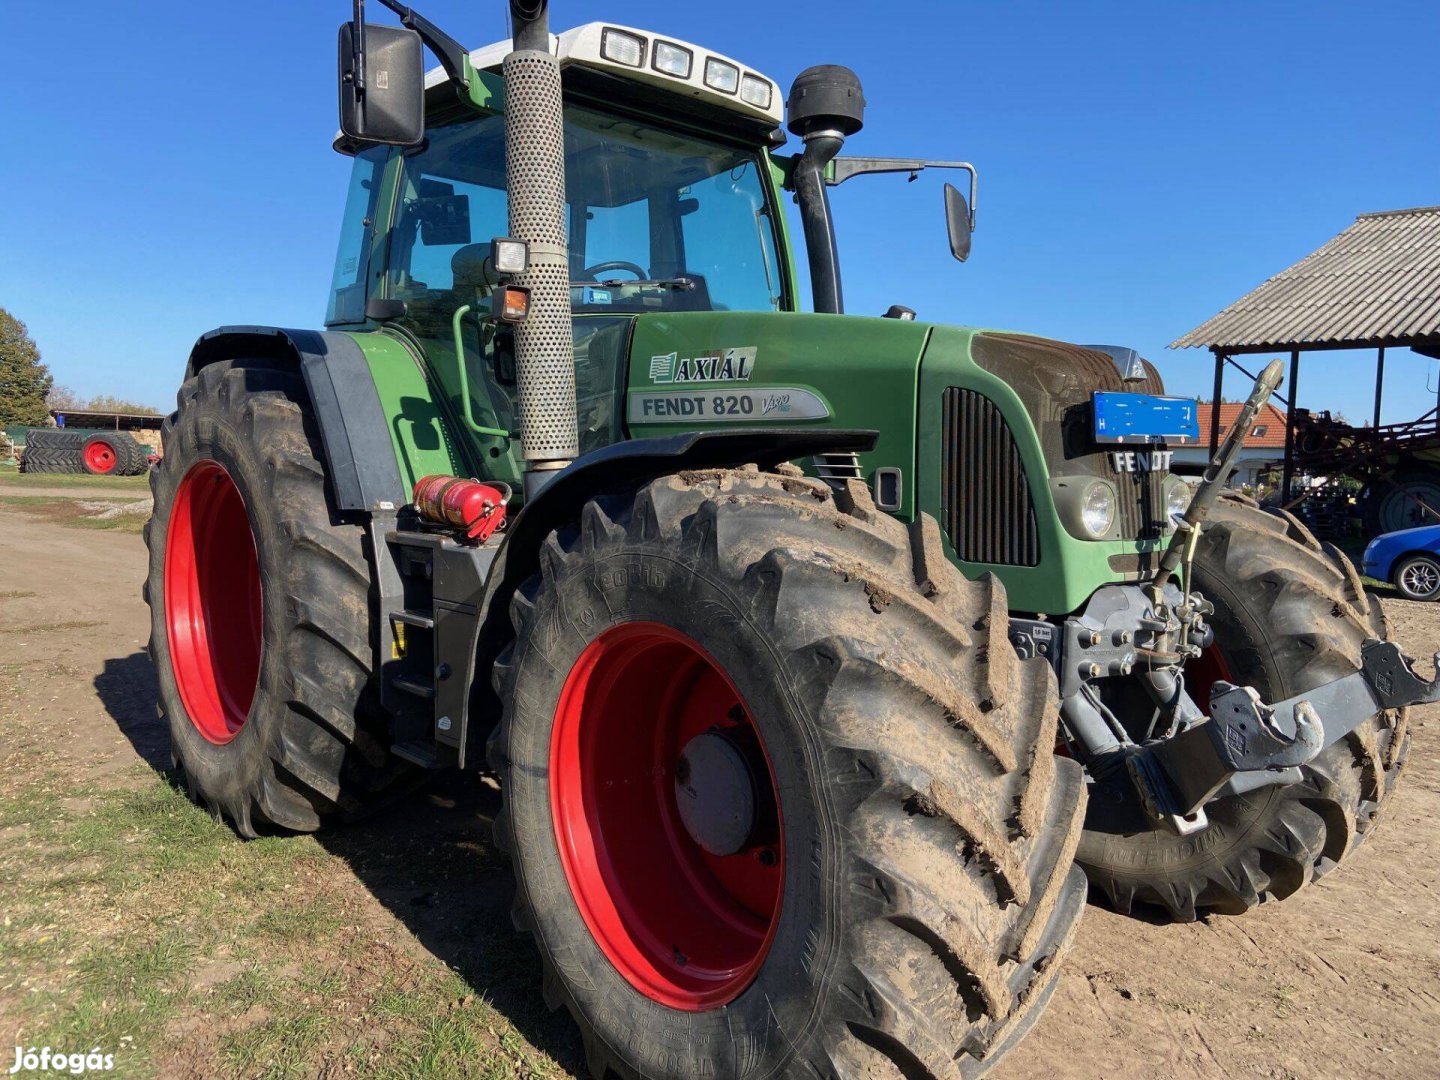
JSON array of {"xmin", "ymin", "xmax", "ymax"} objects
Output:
[
  {"xmin": 80, "ymin": 432, "xmax": 149, "ymax": 475},
  {"xmin": 19, "ymin": 428, "xmax": 85, "ymax": 474},
  {"xmin": 19, "ymin": 428, "xmax": 149, "ymax": 475}
]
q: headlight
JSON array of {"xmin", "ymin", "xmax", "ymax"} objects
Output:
[
  {"xmin": 704, "ymin": 57, "xmax": 740, "ymax": 94},
  {"xmin": 1080, "ymin": 481, "xmax": 1116, "ymax": 538},
  {"xmin": 652, "ymin": 41, "xmax": 693, "ymax": 79},
  {"xmin": 600, "ymin": 28, "xmax": 646, "ymax": 68},
  {"xmin": 1164, "ymin": 478, "xmax": 1193, "ymax": 525},
  {"xmin": 740, "ymin": 74, "xmax": 774, "ymax": 109}
]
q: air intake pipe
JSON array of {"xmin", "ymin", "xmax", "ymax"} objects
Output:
[
  {"xmin": 786, "ymin": 65, "xmax": 866, "ymax": 315},
  {"xmin": 505, "ymin": 0, "xmax": 577, "ymax": 495}
]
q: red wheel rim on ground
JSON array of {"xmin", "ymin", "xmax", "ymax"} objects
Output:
[
  {"xmin": 164, "ymin": 461, "xmax": 263, "ymax": 744},
  {"xmin": 83, "ymin": 440, "xmax": 118, "ymax": 474},
  {"xmin": 550, "ymin": 621, "xmax": 784, "ymax": 1010}
]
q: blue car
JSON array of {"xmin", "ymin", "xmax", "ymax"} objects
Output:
[{"xmin": 1363, "ymin": 523, "xmax": 1440, "ymax": 601}]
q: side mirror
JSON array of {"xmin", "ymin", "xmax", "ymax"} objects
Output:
[
  {"xmin": 944, "ymin": 183, "xmax": 972, "ymax": 263},
  {"xmin": 338, "ymin": 21, "xmax": 425, "ymax": 148}
]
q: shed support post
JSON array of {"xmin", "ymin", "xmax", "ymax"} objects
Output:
[
  {"xmin": 1281, "ymin": 349, "xmax": 1300, "ymax": 503},
  {"xmin": 1372, "ymin": 346, "xmax": 1386, "ymax": 429},
  {"xmin": 1208, "ymin": 349, "xmax": 1225, "ymax": 458}
]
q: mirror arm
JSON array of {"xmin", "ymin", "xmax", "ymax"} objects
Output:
[
  {"xmin": 351, "ymin": 0, "xmax": 368, "ymax": 93},
  {"xmin": 829, "ymin": 157, "xmax": 977, "ymax": 228},
  {"xmin": 373, "ymin": 0, "xmax": 471, "ymax": 90}
]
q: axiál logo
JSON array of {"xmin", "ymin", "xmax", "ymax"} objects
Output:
[{"xmin": 649, "ymin": 347, "xmax": 756, "ymax": 384}]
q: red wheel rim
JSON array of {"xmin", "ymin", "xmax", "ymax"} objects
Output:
[
  {"xmin": 164, "ymin": 461, "xmax": 263, "ymax": 744},
  {"xmin": 550, "ymin": 621, "xmax": 784, "ymax": 1010},
  {"xmin": 1187, "ymin": 643, "xmax": 1235, "ymax": 714},
  {"xmin": 84, "ymin": 440, "xmax": 118, "ymax": 474}
]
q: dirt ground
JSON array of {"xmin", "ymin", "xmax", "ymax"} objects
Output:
[{"xmin": 1, "ymin": 498, "xmax": 1437, "ymax": 1079}]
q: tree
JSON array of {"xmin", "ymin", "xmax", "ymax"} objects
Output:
[
  {"xmin": 0, "ymin": 308, "xmax": 52, "ymax": 427},
  {"xmin": 46, "ymin": 385, "xmax": 161, "ymax": 416},
  {"xmin": 45, "ymin": 384, "xmax": 84, "ymax": 411},
  {"xmin": 84, "ymin": 393, "xmax": 161, "ymax": 415}
]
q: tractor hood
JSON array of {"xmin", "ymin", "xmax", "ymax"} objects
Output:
[{"xmin": 624, "ymin": 311, "xmax": 930, "ymax": 515}]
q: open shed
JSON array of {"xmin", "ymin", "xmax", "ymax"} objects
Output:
[
  {"xmin": 50, "ymin": 408, "xmax": 165, "ymax": 455},
  {"xmin": 1171, "ymin": 205, "xmax": 1440, "ymax": 533}
]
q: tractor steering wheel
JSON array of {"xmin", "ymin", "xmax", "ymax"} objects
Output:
[{"xmin": 582, "ymin": 260, "xmax": 648, "ymax": 281}]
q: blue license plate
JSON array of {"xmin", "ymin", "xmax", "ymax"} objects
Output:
[{"xmin": 1092, "ymin": 392, "xmax": 1199, "ymax": 444}]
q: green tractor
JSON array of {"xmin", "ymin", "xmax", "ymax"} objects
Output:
[{"xmin": 146, "ymin": 2, "xmax": 1423, "ymax": 1075}]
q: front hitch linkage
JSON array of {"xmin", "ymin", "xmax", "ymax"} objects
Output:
[{"xmin": 1129, "ymin": 639, "xmax": 1440, "ymax": 827}]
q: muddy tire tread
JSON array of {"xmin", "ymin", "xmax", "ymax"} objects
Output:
[{"xmin": 489, "ymin": 467, "xmax": 1087, "ymax": 1079}]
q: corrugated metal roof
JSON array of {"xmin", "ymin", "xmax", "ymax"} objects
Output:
[{"xmin": 1171, "ymin": 206, "xmax": 1440, "ymax": 351}]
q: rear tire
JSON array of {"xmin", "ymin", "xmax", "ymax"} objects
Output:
[
  {"xmin": 490, "ymin": 468, "xmax": 1087, "ymax": 1079},
  {"xmin": 1364, "ymin": 468, "xmax": 1440, "ymax": 533},
  {"xmin": 1077, "ymin": 497, "xmax": 1409, "ymax": 921},
  {"xmin": 144, "ymin": 357, "xmax": 414, "ymax": 836}
]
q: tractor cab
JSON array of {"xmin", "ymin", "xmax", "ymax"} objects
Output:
[{"xmin": 327, "ymin": 24, "xmax": 794, "ymax": 489}]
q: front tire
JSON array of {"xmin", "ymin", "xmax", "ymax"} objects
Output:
[
  {"xmin": 1393, "ymin": 553, "xmax": 1440, "ymax": 602},
  {"xmin": 1077, "ymin": 497, "xmax": 1410, "ymax": 921},
  {"xmin": 144, "ymin": 358, "xmax": 413, "ymax": 836},
  {"xmin": 490, "ymin": 468, "xmax": 1087, "ymax": 1079}
]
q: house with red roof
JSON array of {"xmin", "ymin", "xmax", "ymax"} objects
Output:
[{"xmin": 1171, "ymin": 402, "xmax": 1290, "ymax": 488}]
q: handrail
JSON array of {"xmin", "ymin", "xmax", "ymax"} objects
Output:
[{"xmin": 451, "ymin": 304, "xmax": 513, "ymax": 440}]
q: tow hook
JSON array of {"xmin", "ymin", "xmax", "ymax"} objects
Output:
[{"xmin": 1129, "ymin": 639, "xmax": 1440, "ymax": 830}]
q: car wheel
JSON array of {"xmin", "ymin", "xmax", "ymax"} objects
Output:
[{"xmin": 1394, "ymin": 553, "xmax": 1440, "ymax": 601}]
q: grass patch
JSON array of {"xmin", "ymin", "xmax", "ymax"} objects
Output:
[
  {"xmin": 0, "ymin": 754, "xmax": 567, "ymax": 1078},
  {"xmin": 0, "ymin": 462, "xmax": 151, "ymax": 490},
  {"xmin": 0, "ymin": 494, "xmax": 148, "ymax": 534}
]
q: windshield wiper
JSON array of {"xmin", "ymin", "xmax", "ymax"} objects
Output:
[{"xmin": 572, "ymin": 277, "xmax": 697, "ymax": 292}]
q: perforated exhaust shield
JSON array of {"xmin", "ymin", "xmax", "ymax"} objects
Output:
[{"xmin": 503, "ymin": 48, "xmax": 578, "ymax": 463}]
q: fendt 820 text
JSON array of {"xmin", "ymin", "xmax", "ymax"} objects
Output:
[{"xmin": 146, "ymin": 2, "xmax": 1431, "ymax": 1075}]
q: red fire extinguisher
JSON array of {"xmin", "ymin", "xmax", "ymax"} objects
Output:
[{"xmin": 412, "ymin": 475, "xmax": 510, "ymax": 542}]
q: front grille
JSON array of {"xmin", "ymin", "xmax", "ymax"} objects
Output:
[
  {"xmin": 941, "ymin": 388, "xmax": 1040, "ymax": 566},
  {"xmin": 969, "ymin": 333, "xmax": 1172, "ymax": 542},
  {"xmin": 1108, "ymin": 457, "xmax": 1168, "ymax": 540}
]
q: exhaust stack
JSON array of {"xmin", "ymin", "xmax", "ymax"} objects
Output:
[
  {"xmin": 504, "ymin": 0, "xmax": 577, "ymax": 494},
  {"xmin": 786, "ymin": 65, "xmax": 866, "ymax": 315}
]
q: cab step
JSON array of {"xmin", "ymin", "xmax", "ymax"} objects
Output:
[
  {"xmin": 391, "ymin": 608, "xmax": 436, "ymax": 630},
  {"xmin": 391, "ymin": 741, "xmax": 438, "ymax": 769},
  {"xmin": 369, "ymin": 510, "xmax": 501, "ymax": 771},
  {"xmin": 391, "ymin": 674, "xmax": 436, "ymax": 700}
]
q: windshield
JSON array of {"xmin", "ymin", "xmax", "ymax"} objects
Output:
[{"xmin": 368, "ymin": 104, "xmax": 785, "ymax": 338}]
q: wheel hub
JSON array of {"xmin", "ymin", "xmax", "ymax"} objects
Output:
[
  {"xmin": 674, "ymin": 731, "xmax": 757, "ymax": 857},
  {"xmin": 1402, "ymin": 560, "xmax": 1439, "ymax": 596},
  {"xmin": 84, "ymin": 441, "xmax": 116, "ymax": 474}
]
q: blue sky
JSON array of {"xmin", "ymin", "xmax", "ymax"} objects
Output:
[{"xmin": 2, "ymin": 0, "xmax": 1435, "ymax": 420}]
